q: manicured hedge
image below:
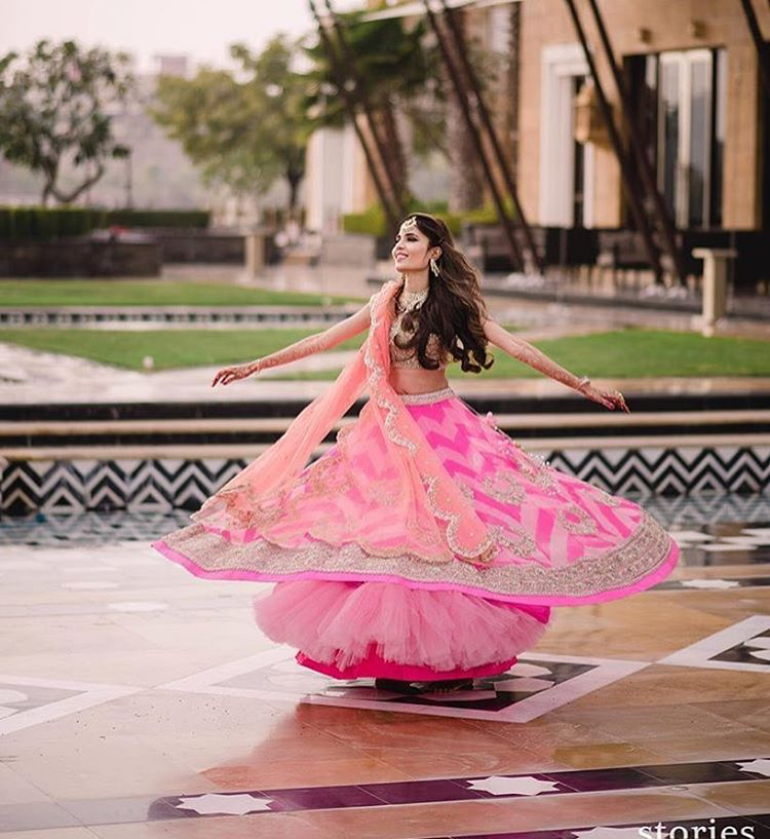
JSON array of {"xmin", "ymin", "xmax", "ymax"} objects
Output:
[
  {"xmin": 0, "ymin": 207, "xmax": 103, "ymax": 240},
  {"xmin": 342, "ymin": 202, "xmax": 471, "ymax": 237},
  {"xmin": 342, "ymin": 204, "xmax": 389, "ymax": 236},
  {"xmin": 0, "ymin": 207, "xmax": 211, "ymax": 241},
  {"xmin": 106, "ymin": 210, "xmax": 210, "ymax": 229}
]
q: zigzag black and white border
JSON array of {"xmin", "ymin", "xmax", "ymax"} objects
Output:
[
  {"xmin": 547, "ymin": 444, "xmax": 770, "ymax": 497},
  {"xmin": 1, "ymin": 444, "xmax": 768, "ymax": 514}
]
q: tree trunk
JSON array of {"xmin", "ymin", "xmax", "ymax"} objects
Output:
[
  {"xmin": 286, "ymin": 170, "xmax": 302, "ymax": 215},
  {"xmin": 41, "ymin": 161, "xmax": 58, "ymax": 207},
  {"xmin": 446, "ymin": 97, "xmax": 485, "ymax": 213},
  {"xmin": 375, "ymin": 98, "xmax": 409, "ymax": 212},
  {"xmin": 52, "ymin": 162, "xmax": 105, "ymax": 205},
  {"xmin": 444, "ymin": 13, "xmax": 485, "ymax": 213}
]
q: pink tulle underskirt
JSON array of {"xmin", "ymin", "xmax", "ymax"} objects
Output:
[{"xmin": 253, "ymin": 579, "xmax": 551, "ymax": 679}]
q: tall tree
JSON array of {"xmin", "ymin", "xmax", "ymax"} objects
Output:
[
  {"xmin": 301, "ymin": 8, "xmax": 440, "ymax": 207},
  {"xmin": 0, "ymin": 39, "xmax": 133, "ymax": 206},
  {"xmin": 151, "ymin": 36, "xmax": 309, "ymax": 215},
  {"xmin": 302, "ymin": 5, "xmax": 501, "ymax": 214},
  {"xmin": 444, "ymin": 12, "xmax": 486, "ymax": 213}
]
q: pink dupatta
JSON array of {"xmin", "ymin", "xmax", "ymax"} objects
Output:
[{"xmin": 190, "ymin": 279, "xmax": 496, "ymax": 565}]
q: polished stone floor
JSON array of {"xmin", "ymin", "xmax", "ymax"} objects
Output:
[{"xmin": 1, "ymin": 495, "xmax": 769, "ymax": 838}]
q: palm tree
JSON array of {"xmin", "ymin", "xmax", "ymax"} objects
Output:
[
  {"xmin": 301, "ymin": 7, "xmax": 441, "ymax": 210},
  {"xmin": 302, "ymin": 3, "xmax": 505, "ymax": 218}
]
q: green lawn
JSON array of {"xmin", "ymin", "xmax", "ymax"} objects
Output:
[
  {"xmin": 0, "ymin": 328, "xmax": 368, "ymax": 371},
  {"xmin": 279, "ymin": 329, "xmax": 770, "ymax": 380},
  {"xmin": 0, "ymin": 279, "xmax": 366, "ymax": 308},
  {"xmin": 1, "ymin": 326, "xmax": 768, "ymax": 377}
]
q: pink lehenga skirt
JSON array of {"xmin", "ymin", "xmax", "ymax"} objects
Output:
[{"xmin": 153, "ymin": 385, "xmax": 679, "ymax": 682}]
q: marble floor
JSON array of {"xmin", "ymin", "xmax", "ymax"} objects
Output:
[{"xmin": 1, "ymin": 496, "xmax": 769, "ymax": 838}]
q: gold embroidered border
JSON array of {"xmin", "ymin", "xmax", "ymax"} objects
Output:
[
  {"xmin": 399, "ymin": 386, "xmax": 456, "ymax": 405},
  {"xmin": 160, "ymin": 509, "xmax": 674, "ymax": 599}
]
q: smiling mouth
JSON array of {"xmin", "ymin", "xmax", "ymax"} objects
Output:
[{"xmin": 395, "ymin": 253, "xmax": 407, "ymax": 259}]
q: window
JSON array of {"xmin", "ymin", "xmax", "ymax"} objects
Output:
[{"xmin": 642, "ymin": 48, "xmax": 726, "ymax": 229}]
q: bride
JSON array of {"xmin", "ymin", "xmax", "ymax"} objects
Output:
[{"xmin": 152, "ymin": 212, "xmax": 678, "ymax": 694}]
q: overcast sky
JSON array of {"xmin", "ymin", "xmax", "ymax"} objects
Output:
[{"xmin": 2, "ymin": 1, "xmax": 335, "ymax": 72}]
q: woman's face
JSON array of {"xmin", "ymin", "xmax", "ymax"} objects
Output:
[{"xmin": 391, "ymin": 222, "xmax": 437, "ymax": 272}]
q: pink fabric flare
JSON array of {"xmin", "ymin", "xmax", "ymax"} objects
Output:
[{"xmin": 152, "ymin": 278, "xmax": 680, "ymax": 681}]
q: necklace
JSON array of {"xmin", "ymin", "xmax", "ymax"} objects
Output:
[{"xmin": 396, "ymin": 286, "xmax": 429, "ymax": 313}]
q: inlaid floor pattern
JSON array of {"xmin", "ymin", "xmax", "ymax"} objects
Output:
[{"xmin": 0, "ymin": 501, "xmax": 768, "ymax": 838}]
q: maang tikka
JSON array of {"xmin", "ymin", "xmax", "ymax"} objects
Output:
[{"xmin": 400, "ymin": 217, "xmax": 440, "ymax": 277}]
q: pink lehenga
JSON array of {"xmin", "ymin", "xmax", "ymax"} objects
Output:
[{"xmin": 152, "ymin": 279, "xmax": 679, "ymax": 682}]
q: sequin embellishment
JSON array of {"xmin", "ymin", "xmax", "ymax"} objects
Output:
[
  {"xmin": 399, "ymin": 387, "xmax": 456, "ymax": 405},
  {"xmin": 161, "ymin": 508, "xmax": 673, "ymax": 599},
  {"xmin": 482, "ymin": 471, "xmax": 526, "ymax": 506},
  {"xmin": 557, "ymin": 503, "xmax": 598, "ymax": 536}
]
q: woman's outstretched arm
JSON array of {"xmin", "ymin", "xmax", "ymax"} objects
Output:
[
  {"xmin": 212, "ymin": 300, "xmax": 372, "ymax": 387},
  {"xmin": 482, "ymin": 317, "xmax": 628, "ymax": 411}
]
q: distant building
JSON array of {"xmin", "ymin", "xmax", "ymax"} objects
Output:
[
  {"xmin": 152, "ymin": 54, "xmax": 190, "ymax": 78},
  {"xmin": 305, "ymin": 124, "xmax": 365, "ymax": 235},
  {"xmin": 0, "ymin": 51, "xmax": 290, "ymax": 226},
  {"xmin": 513, "ymin": 1, "xmax": 756, "ymax": 233}
]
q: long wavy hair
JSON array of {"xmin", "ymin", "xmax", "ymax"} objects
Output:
[{"xmin": 393, "ymin": 213, "xmax": 494, "ymax": 374}]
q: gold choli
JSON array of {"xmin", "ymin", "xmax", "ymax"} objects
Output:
[{"xmin": 389, "ymin": 307, "xmax": 450, "ymax": 370}]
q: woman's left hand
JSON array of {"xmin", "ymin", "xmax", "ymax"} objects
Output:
[{"xmin": 583, "ymin": 385, "xmax": 630, "ymax": 413}]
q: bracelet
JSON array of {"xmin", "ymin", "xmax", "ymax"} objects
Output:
[{"xmin": 576, "ymin": 375, "xmax": 590, "ymax": 391}]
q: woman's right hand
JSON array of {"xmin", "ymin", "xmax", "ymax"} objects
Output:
[{"xmin": 211, "ymin": 361, "xmax": 261, "ymax": 387}]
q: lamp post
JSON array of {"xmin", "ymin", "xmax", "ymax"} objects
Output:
[{"xmin": 124, "ymin": 150, "xmax": 134, "ymax": 210}]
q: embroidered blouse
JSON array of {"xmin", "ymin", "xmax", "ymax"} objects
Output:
[{"xmin": 389, "ymin": 308, "xmax": 450, "ymax": 370}]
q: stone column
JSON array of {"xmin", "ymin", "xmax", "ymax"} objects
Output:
[
  {"xmin": 693, "ymin": 247, "xmax": 736, "ymax": 337},
  {"xmin": 245, "ymin": 231, "xmax": 265, "ymax": 279}
]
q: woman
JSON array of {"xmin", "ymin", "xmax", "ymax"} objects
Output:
[{"xmin": 152, "ymin": 213, "xmax": 679, "ymax": 694}]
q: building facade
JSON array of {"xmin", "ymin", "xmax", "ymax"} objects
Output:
[
  {"xmin": 305, "ymin": 0, "xmax": 770, "ymax": 284},
  {"xmin": 519, "ymin": 0, "xmax": 767, "ymax": 234}
]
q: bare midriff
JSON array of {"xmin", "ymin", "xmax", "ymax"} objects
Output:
[{"xmin": 389, "ymin": 366, "xmax": 450, "ymax": 396}]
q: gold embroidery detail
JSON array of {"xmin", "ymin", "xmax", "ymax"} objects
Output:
[
  {"xmin": 389, "ymin": 308, "xmax": 450, "ymax": 370},
  {"xmin": 422, "ymin": 473, "xmax": 497, "ymax": 565},
  {"xmin": 399, "ymin": 386, "xmax": 456, "ymax": 405},
  {"xmin": 487, "ymin": 523, "xmax": 537, "ymax": 558},
  {"xmin": 593, "ymin": 486, "xmax": 623, "ymax": 507},
  {"xmin": 458, "ymin": 482, "xmax": 475, "ymax": 502},
  {"xmin": 557, "ymin": 503, "xmax": 598, "ymax": 536},
  {"xmin": 517, "ymin": 451, "xmax": 557, "ymax": 490},
  {"xmin": 482, "ymin": 471, "xmax": 526, "ymax": 506},
  {"xmin": 161, "ymin": 509, "xmax": 675, "ymax": 599}
]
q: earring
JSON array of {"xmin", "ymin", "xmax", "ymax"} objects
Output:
[{"xmin": 429, "ymin": 257, "xmax": 440, "ymax": 277}]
